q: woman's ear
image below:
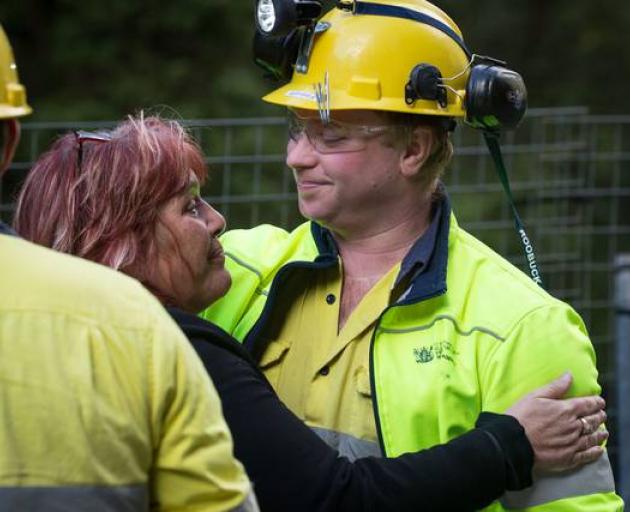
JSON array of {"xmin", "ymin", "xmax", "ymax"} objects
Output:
[
  {"xmin": 0, "ymin": 119, "xmax": 21, "ymax": 175},
  {"xmin": 399, "ymin": 126, "xmax": 433, "ymax": 179}
]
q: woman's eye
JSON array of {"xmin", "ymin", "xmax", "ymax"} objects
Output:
[{"xmin": 186, "ymin": 199, "xmax": 200, "ymax": 216}]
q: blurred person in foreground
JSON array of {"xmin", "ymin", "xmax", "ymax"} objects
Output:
[
  {"xmin": 200, "ymin": 0, "xmax": 624, "ymax": 510},
  {"xmin": 0, "ymin": 25, "xmax": 256, "ymax": 512},
  {"xmin": 15, "ymin": 114, "xmax": 611, "ymax": 511}
]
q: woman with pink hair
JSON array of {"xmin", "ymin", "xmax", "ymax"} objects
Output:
[{"xmin": 14, "ymin": 115, "xmax": 608, "ymax": 512}]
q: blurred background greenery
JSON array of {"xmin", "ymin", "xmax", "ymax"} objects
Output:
[{"xmin": 1, "ymin": 0, "xmax": 627, "ymax": 121}]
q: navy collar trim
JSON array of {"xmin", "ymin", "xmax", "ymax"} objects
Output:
[
  {"xmin": 309, "ymin": 192, "xmax": 451, "ymax": 304},
  {"xmin": 398, "ymin": 194, "xmax": 450, "ymax": 303},
  {"xmin": 311, "ymin": 222, "xmax": 339, "ymax": 259},
  {"xmin": 395, "ymin": 200, "xmax": 443, "ymax": 288}
]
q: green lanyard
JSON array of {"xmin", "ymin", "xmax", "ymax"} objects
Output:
[{"xmin": 483, "ymin": 131, "xmax": 544, "ymax": 288}]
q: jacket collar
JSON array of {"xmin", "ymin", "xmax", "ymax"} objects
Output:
[
  {"xmin": 309, "ymin": 190, "xmax": 451, "ymax": 304},
  {"xmin": 310, "ymin": 221, "xmax": 338, "ymax": 259},
  {"xmin": 396, "ymin": 192, "xmax": 450, "ymax": 303}
]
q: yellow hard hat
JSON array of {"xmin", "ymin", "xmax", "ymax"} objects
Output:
[
  {"xmin": 257, "ymin": 0, "xmax": 527, "ymax": 129},
  {"xmin": 263, "ymin": 0, "xmax": 470, "ymax": 117},
  {"xmin": 0, "ymin": 24, "xmax": 32, "ymax": 120}
]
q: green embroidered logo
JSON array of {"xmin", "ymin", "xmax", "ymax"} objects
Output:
[
  {"xmin": 414, "ymin": 347, "xmax": 434, "ymax": 363},
  {"xmin": 413, "ymin": 341, "xmax": 457, "ymax": 364}
]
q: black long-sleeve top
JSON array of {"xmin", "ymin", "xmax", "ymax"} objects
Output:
[{"xmin": 168, "ymin": 308, "xmax": 533, "ymax": 512}]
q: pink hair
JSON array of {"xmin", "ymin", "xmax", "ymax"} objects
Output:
[{"xmin": 14, "ymin": 115, "xmax": 207, "ymax": 275}]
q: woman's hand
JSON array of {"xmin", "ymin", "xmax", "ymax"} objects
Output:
[{"xmin": 506, "ymin": 373, "xmax": 607, "ymax": 473}]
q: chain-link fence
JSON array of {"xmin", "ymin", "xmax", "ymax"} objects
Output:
[{"xmin": 3, "ymin": 107, "xmax": 629, "ymax": 494}]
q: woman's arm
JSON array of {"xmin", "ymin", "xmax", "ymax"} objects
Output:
[
  {"xmin": 188, "ymin": 332, "xmax": 522, "ymax": 512},
  {"xmin": 175, "ymin": 310, "xmax": 605, "ymax": 512}
]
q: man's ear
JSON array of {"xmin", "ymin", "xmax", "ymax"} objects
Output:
[
  {"xmin": 0, "ymin": 119, "xmax": 21, "ymax": 176},
  {"xmin": 399, "ymin": 126, "xmax": 433, "ymax": 178}
]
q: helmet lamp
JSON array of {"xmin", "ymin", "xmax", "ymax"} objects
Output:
[
  {"xmin": 254, "ymin": 0, "xmax": 323, "ymax": 37},
  {"xmin": 256, "ymin": 0, "xmax": 277, "ymax": 34}
]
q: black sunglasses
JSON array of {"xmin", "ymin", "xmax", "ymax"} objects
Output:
[{"xmin": 73, "ymin": 130, "xmax": 112, "ymax": 172}]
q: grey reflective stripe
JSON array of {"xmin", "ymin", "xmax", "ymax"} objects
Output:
[
  {"xmin": 501, "ymin": 451, "xmax": 616, "ymax": 509},
  {"xmin": 231, "ymin": 490, "xmax": 260, "ymax": 512},
  {"xmin": 225, "ymin": 252, "xmax": 268, "ymax": 297},
  {"xmin": 311, "ymin": 426, "xmax": 382, "ymax": 461},
  {"xmin": 0, "ymin": 484, "xmax": 147, "ymax": 512},
  {"xmin": 378, "ymin": 313, "xmax": 505, "ymax": 342}
]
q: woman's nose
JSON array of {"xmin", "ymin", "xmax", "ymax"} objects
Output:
[{"xmin": 203, "ymin": 201, "xmax": 226, "ymax": 237}]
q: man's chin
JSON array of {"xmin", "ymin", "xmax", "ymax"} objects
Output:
[{"xmin": 298, "ymin": 202, "xmax": 329, "ymax": 224}]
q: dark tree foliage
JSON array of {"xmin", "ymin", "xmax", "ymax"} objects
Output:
[
  {"xmin": 1, "ymin": 0, "xmax": 277, "ymax": 120},
  {"xmin": 0, "ymin": 0, "xmax": 627, "ymax": 121},
  {"xmin": 436, "ymin": 0, "xmax": 628, "ymax": 113}
]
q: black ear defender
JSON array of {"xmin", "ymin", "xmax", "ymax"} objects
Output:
[
  {"xmin": 405, "ymin": 56, "xmax": 528, "ymax": 131},
  {"xmin": 465, "ymin": 62, "xmax": 527, "ymax": 131}
]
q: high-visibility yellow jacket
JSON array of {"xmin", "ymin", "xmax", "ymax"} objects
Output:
[
  {"xmin": 202, "ymin": 201, "xmax": 623, "ymax": 511},
  {"xmin": 0, "ymin": 232, "xmax": 254, "ymax": 512}
]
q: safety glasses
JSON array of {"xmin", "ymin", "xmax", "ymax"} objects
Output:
[
  {"xmin": 287, "ymin": 110, "xmax": 396, "ymax": 154},
  {"xmin": 74, "ymin": 130, "xmax": 112, "ymax": 172}
]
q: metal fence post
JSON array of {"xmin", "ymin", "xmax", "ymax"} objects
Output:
[{"xmin": 616, "ymin": 254, "xmax": 630, "ymax": 502}]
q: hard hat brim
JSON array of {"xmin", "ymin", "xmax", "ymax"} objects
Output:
[
  {"xmin": 263, "ymin": 81, "xmax": 465, "ymax": 118},
  {"xmin": 0, "ymin": 104, "xmax": 32, "ymax": 119}
]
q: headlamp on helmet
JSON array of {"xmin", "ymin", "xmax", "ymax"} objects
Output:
[
  {"xmin": 253, "ymin": 0, "xmax": 325, "ymax": 82},
  {"xmin": 255, "ymin": 0, "xmax": 323, "ymax": 37}
]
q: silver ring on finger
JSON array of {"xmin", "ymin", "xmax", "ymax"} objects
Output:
[{"xmin": 579, "ymin": 416, "xmax": 592, "ymax": 435}]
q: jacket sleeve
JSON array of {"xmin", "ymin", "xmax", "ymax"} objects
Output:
[
  {"xmin": 190, "ymin": 335, "xmax": 535, "ymax": 512},
  {"xmin": 148, "ymin": 313, "xmax": 256, "ymax": 512},
  {"xmin": 479, "ymin": 303, "xmax": 623, "ymax": 511}
]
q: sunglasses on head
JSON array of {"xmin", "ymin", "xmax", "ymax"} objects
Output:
[{"xmin": 73, "ymin": 130, "xmax": 112, "ymax": 172}]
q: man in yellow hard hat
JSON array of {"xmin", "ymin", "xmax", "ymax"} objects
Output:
[
  {"xmin": 0, "ymin": 25, "xmax": 257, "ymax": 511},
  {"xmin": 202, "ymin": 0, "xmax": 623, "ymax": 510}
]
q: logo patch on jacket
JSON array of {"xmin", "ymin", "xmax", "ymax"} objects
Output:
[{"xmin": 413, "ymin": 341, "xmax": 457, "ymax": 364}]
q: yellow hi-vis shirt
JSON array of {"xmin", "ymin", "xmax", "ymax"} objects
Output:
[
  {"xmin": 260, "ymin": 260, "xmax": 400, "ymax": 459},
  {"xmin": 204, "ymin": 209, "xmax": 624, "ymax": 511},
  {"xmin": 0, "ymin": 234, "xmax": 254, "ymax": 512}
]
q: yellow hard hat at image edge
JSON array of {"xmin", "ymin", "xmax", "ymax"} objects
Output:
[{"xmin": 0, "ymin": 25, "xmax": 32, "ymax": 119}]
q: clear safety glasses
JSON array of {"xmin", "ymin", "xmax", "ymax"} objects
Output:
[{"xmin": 287, "ymin": 110, "xmax": 396, "ymax": 154}]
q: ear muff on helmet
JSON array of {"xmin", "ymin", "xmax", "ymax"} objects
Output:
[
  {"xmin": 405, "ymin": 59, "xmax": 528, "ymax": 131},
  {"xmin": 465, "ymin": 64, "xmax": 527, "ymax": 130}
]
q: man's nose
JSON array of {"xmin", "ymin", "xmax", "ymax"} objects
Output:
[{"xmin": 286, "ymin": 132, "xmax": 319, "ymax": 171}]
